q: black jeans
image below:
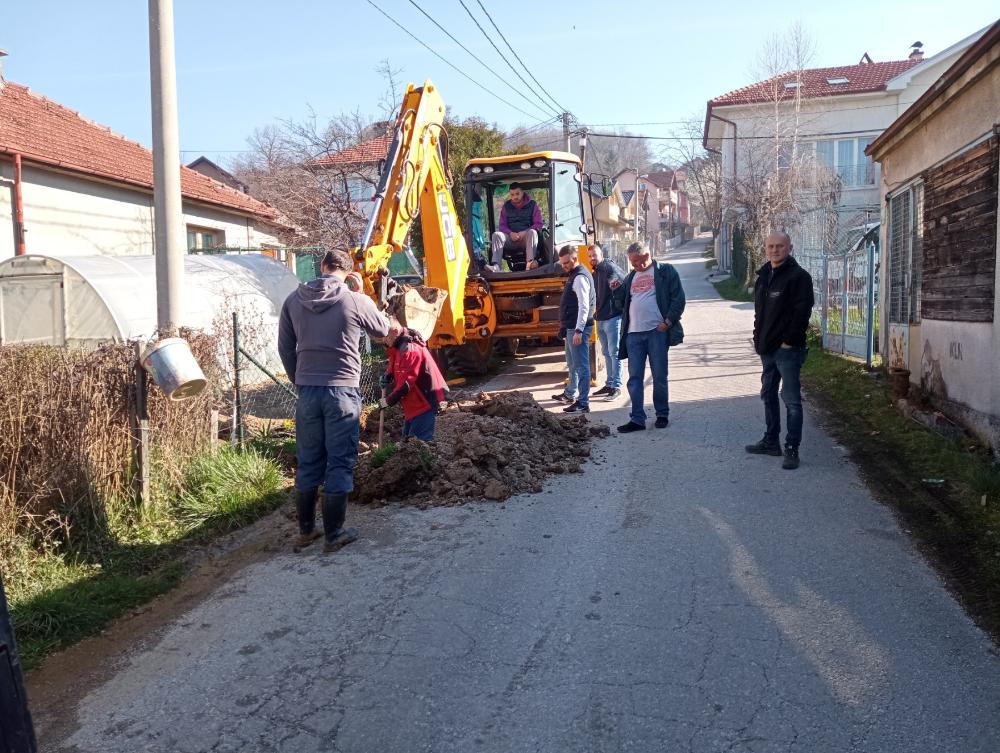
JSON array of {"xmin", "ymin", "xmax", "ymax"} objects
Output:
[{"xmin": 760, "ymin": 346, "xmax": 808, "ymax": 448}]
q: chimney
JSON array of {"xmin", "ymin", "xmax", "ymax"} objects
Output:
[{"xmin": 909, "ymin": 41, "xmax": 924, "ymax": 62}]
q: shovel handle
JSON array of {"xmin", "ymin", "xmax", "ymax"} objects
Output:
[{"xmin": 378, "ymin": 388, "xmax": 386, "ymax": 448}]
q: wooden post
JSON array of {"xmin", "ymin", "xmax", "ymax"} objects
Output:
[
  {"xmin": 232, "ymin": 312, "xmax": 244, "ymax": 446},
  {"xmin": 209, "ymin": 409, "xmax": 220, "ymax": 455},
  {"xmin": 133, "ymin": 342, "xmax": 152, "ymax": 507}
]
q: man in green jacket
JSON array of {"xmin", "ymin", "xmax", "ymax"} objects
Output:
[{"xmin": 611, "ymin": 242, "xmax": 686, "ymax": 433}]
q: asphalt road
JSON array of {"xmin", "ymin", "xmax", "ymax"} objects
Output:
[{"xmin": 36, "ymin": 236, "xmax": 1000, "ymax": 752}]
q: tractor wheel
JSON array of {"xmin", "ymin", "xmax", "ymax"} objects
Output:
[
  {"xmin": 446, "ymin": 337, "xmax": 493, "ymax": 376},
  {"xmin": 495, "ymin": 337, "xmax": 521, "ymax": 357}
]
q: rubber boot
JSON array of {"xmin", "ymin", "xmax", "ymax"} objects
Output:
[
  {"xmin": 322, "ymin": 492, "xmax": 359, "ymax": 553},
  {"xmin": 293, "ymin": 488, "xmax": 322, "ymax": 551}
]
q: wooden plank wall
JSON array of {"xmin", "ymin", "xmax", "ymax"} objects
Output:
[{"xmin": 921, "ymin": 135, "xmax": 999, "ymax": 322}]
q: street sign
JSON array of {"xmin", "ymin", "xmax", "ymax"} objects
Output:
[{"xmin": 0, "ymin": 576, "xmax": 36, "ymax": 753}]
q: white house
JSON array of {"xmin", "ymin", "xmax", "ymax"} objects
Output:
[
  {"xmin": 703, "ymin": 28, "xmax": 989, "ymax": 270},
  {"xmin": 0, "ymin": 75, "xmax": 285, "ymax": 262}
]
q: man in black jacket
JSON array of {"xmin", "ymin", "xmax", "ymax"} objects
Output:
[
  {"xmin": 746, "ymin": 232, "xmax": 814, "ymax": 469},
  {"xmin": 588, "ymin": 242, "xmax": 626, "ymax": 400}
]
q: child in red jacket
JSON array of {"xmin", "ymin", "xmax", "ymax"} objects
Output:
[{"xmin": 380, "ymin": 324, "xmax": 449, "ymax": 441}]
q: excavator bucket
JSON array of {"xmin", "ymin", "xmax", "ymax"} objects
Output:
[{"xmin": 389, "ymin": 285, "xmax": 448, "ymax": 341}]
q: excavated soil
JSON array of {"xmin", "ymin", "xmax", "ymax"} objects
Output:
[{"xmin": 355, "ymin": 391, "xmax": 609, "ymax": 507}]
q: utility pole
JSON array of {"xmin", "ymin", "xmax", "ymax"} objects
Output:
[
  {"xmin": 149, "ymin": 0, "xmax": 184, "ymax": 335},
  {"xmin": 562, "ymin": 112, "xmax": 571, "ymax": 152},
  {"xmin": 634, "ymin": 167, "xmax": 640, "ymax": 243}
]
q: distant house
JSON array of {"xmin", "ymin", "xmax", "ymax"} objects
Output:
[
  {"xmin": 582, "ymin": 176, "xmax": 634, "ymax": 248},
  {"xmin": 0, "ymin": 77, "xmax": 285, "ymax": 261},
  {"xmin": 645, "ymin": 168, "xmax": 691, "ymax": 237},
  {"xmin": 310, "ymin": 127, "xmax": 392, "ymax": 220},
  {"xmin": 186, "ymin": 156, "xmax": 248, "ymax": 194},
  {"xmin": 703, "ymin": 27, "xmax": 989, "ymax": 270},
  {"xmin": 866, "ymin": 20, "xmax": 1000, "ymax": 452}
]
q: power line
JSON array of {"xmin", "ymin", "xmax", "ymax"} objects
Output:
[
  {"xmin": 472, "ymin": 0, "xmax": 572, "ymax": 116},
  {"xmin": 510, "ymin": 116, "xmax": 562, "ymax": 138},
  {"xmin": 457, "ymin": 0, "xmax": 562, "ymax": 119},
  {"xmin": 405, "ymin": 0, "xmax": 555, "ymax": 120},
  {"xmin": 586, "ymin": 128, "xmax": 885, "ymax": 141},
  {"xmin": 364, "ymin": 0, "xmax": 541, "ymax": 120}
]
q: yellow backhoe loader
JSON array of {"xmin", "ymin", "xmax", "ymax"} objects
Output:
[{"xmin": 352, "ymin": 80, "xmax": 595, "ymax": 375}]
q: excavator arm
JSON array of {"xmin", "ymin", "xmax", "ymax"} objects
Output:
[{"xmin": 352, "ymin": 80, "xmax": 470, "ymax": 345}]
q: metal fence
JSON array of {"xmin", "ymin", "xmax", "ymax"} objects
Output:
[
  {"xmin": 227, "ymin": 311, "xmax": 386, "ymax": 441},
  {"xmin": 796, "ymin": 205, "xmax": 880, "ymax": 366}
]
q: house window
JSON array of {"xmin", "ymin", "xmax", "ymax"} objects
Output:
[
  {"xmin": 812, "ymin": 137, "xmax": 876, "ymax": 188},
  {"xmin": 187, "ymin": 226, "xmax": 224, "ymax": 251},
  {"xmin": 344, "ymin": 176, "xmax": 375, "ymax": 203},
  {"xmin": 887, "ymin": 183, "xmax": 923, "ymax": 324}
]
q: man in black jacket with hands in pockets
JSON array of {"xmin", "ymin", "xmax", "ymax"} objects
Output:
[{"xmin": 745, "ymin": 232, "xmax": 814, "ymax": 470}]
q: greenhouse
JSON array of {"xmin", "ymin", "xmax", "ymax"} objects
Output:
[{"xmin": 0, "ymin": 253, "xmax": 299, "ymax": 371}]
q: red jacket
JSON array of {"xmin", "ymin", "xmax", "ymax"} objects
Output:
[{"xmin": 385, "ymin": 330, "xmax": 449, "ymax": 420}]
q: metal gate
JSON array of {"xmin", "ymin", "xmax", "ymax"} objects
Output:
[
  {"xmin": 0, "ymin": 577, "xmax": 36, "ymax": 753},
  {"xmin": 796, "ymin": 206, "xmax": 880, "ymax": 366}
]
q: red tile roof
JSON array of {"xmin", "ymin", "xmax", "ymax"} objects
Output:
[
  {"xmin": 645, "ymin": 170, "xmax": 676, "ymax": 190},
  {"xmin": 0, "ymin": 80, "xmax": 279, "ymax": 221},
  {"xmin": 709, "ymin": 59, "xmax": 921, "ymax": 106},
  {"xmin": 313, "ymin": 132, "xmax": 392, "ymax": 167}
]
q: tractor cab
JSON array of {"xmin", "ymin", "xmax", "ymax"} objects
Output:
[{"xmin": 464, "ymin": 151, "xmax": 587, "ymax": 277}]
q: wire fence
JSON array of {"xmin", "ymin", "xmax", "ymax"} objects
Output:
[
  {"xmin": 795, "ymin": 205, "xmax": 880, "ymax": 366},
  {"xmin": 226, "ymin": 311, "xmax": 387, "ymax": 441}
]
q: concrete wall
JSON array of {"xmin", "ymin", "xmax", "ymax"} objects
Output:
[{"xmin": 0, "ymin": 163, "xmax": 282, "ymax": 261}]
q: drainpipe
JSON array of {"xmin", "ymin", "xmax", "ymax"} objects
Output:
[{"xmin": 13, "ymin": 153, "xmax": 26, "ymax": 255}]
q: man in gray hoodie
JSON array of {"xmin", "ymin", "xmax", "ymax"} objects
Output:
[{"xmin": 278, "ymin": 249, "xmax": 391, "ymax": 552}]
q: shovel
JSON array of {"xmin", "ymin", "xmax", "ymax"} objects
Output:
[{"xmin": 378, "ymin": 387, "xmax": 386, "ymax": 449}]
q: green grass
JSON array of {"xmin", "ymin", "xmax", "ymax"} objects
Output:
[
  {"xmin": 801, "ymin": 334, "xmax": 1000, "ymax": 638},
  {"xmin": 370, "ymin": 441, "xmax": 398, "ymax": 468},
  {"xmin": 8, "ymin": 445, "xmax": 286, "ymax": 669},
  {"xmin": 712, "ymin": 276, "xmax": 754, "ymax": 302}
]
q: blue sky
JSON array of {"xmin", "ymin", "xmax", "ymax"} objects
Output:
[{"xmin": 2, "ymin": 1, "xmax": 996, "ymax": 167}]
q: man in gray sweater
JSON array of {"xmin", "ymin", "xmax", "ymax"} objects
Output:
[{"xmin": 278, "ymin": 250, "xmax": 391, "ymax": 552}]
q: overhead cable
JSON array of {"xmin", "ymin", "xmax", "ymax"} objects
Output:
[
  {"xmin": 364, "ymin": 0, "xmax": 541, "ymax": 120},
  {"xmin": 405, "ymin": 0, "xmax": 556, "ymax": 120}
]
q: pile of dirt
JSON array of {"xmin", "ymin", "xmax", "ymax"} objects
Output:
[{"xmin": 354, "ymin": 391, "xmax": 609, "ymax": 507}]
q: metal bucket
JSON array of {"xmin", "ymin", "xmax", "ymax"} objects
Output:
[{"xmin": 140, "ymin": 338, "xmax": 208, "ymax": 400}]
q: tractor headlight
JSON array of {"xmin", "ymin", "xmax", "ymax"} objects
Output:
[
  {"xmin": 482, "ymin": 166, "xmax": 494, "ymax": 173},
  {"xmin": 470, "ymin": 166, "xmax": 482, "ymax": 174},
  {"xmin": 533, "ymin": 159, "xmax": 546, "ymax": 167},
  {"xmin": 520, "ymin": 162, "xmax": 532, "ymax": 169}
]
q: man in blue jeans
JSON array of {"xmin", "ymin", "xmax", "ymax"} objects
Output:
[
  {"xmin": 278, "ymin": 250, "xmax": 391, "ymax": 552},
  {"xmin": 611, "ymin": 241, "xmax": 686, "ymax": 433},
  {"xmin": 745, "ymin": 232, "xmax": 814, "ymax": 470},
  {"xmin": 588, "ymin": 242, "xmax": 625, "ymax": 401},
  {"xmin": 551, "ymin": 245, "xmax": 595, "ymax": 414}
]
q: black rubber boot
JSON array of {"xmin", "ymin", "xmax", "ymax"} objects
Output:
[
  {"xmin": 293, "ymin": 488, "xmax": 322, "ymax": 551},
  {"xmin": 323, "ymin": 492, "xmax": 359, "ymax": 553}
]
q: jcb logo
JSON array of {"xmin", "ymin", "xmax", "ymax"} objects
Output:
[{"xmin": 437, "ymin": 191, "xmax": 460, "ymax": 262}]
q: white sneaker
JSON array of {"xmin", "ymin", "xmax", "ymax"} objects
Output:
[{"xmin": 484, "ymin": 264, "xmax": 500, "ymax": 272}]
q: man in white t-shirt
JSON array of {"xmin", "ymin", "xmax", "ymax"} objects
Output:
[{"xmin": 610, "ymin": 241, "xmax": 686, "ymax": 432}]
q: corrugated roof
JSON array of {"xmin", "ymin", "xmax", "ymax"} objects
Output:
[
  {"xmin": 709, "ymin": 59, "xmax": 920, "ymax": 106},
  {"xmin": 0, "ymin": 80, "xmax": 278, "ymax": 220}
]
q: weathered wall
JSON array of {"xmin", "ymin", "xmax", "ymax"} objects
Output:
[{"xmin": 874, "ymin": 44, "xmax": 1000, "ymax": 451}]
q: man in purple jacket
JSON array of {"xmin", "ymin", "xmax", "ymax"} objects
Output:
[{"xmin": 488, "ymin": 183, "xmax": 544, "ymax": 271}]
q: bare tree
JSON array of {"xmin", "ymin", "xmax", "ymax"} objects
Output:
[
  {"xmin": 663, "ymin": 118, "xmax": 723, "ymax": 233},
  {"xmin": 722, "ymin": 21, "xmax": 839, "ymax": 284},
  {"xmin": 231, "ymin": 107, "xmax": 382, "ymax": 249},
  {"xmin": 230, "ymin": 60, "xmax": 406, "ymax": 249}
]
